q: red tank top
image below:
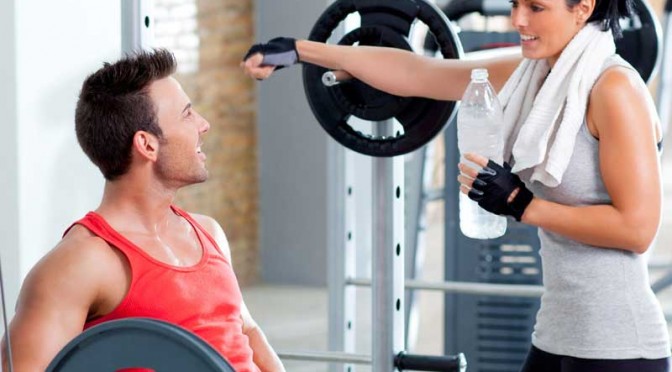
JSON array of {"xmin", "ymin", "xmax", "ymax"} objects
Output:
[{"xmin": 68, "ymin": 206, "xmax": 259, "ymax": 372}]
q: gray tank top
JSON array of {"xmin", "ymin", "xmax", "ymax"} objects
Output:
[{"xmin": 517, "ymin": 55, "xmax": 670, "ymax": 359}]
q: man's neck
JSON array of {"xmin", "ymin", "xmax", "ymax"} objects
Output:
[{"xmin": 96, "ymin": 176, "xmax": 179, "ymax": 235}]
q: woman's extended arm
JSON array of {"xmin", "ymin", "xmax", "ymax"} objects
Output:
[
  {"xmin": 242, "ymin": 39, "xmax": 522, "ymax": 101},
  {"xmin": 297, "ymin": 40, "xmax": 520, "ymax": 100}
]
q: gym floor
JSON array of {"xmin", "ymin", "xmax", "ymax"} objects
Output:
[{"xmin": 243, "ymin": 138, "xmax": 672, "ymax": 372}]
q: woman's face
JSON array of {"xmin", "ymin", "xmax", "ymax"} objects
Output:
[{"xmin": 510, "ymin": 0, "xmax": 591, "ymax": 66}]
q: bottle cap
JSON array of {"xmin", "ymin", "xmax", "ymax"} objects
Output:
[{"xmin": 471, "ymin": 68, "xmax": 488, "ymax": 81}]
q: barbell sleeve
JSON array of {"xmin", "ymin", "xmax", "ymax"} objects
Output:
[{"xmin": 321, "ymin": 70, "xmax": 353, "ymax": 86}]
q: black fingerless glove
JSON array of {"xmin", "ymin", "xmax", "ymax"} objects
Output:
[
  {"xmin": 243, "ymin": 37, "xmax": 298, "ymax": 70},
  {"xmin": 467, "ymin": 160, "xmax": 534, "ymax": 221}
]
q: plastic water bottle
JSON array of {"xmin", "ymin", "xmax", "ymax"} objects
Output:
[{"xmin": 457, "ymin": 68, "xmax": 507, "ymax": 239}]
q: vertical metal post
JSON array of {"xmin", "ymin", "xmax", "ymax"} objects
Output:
[
  {"xmin": 443, "ymin": 119, "xmax": 462, "ymax": 357},
  {"xmin": 327, "ymin": 5, "xmax": 357, "ymax": 371},
  {"xmin": 372, "ymin": 122, "xmax": 405, "ymax": 371},
  {"xmin": 404, "ymin": 144, "xmax": 432, "ymax": 350},
  {"xmin": 328, "ymin": 143, "xmax": 358, "ymax": 372},
  {"xmin": 0, "ymin": 255, "xmax": 14, "ymax": 372},
  {"xmin": 121, "ymin": 0, "xmax": 154, "ymax": 53}
]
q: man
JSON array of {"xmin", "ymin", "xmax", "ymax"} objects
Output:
[{"xmin": 4, "ymin": 49, "xmax": 284, "ymax": 372}]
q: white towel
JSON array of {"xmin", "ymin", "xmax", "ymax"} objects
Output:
[{"xmin": 498, "ymin": 23, "xmax": 616, "ymax": 187}]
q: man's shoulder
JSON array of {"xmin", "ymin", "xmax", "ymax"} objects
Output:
[
  {"xmin": 61, "ymin": 224, "xmax": 113, "ymax": 252},
  {"xmin": 21, "ymin": 225, "xmax": 119, "ymax": 304},
  {"xmin": 180, "ymin": 210, "xmax": 231, "ymax": 258},
  {"xmin": 187, "ymin": 211, "xmax": 215, "ymax": 224},
  {"xmin": 47, "ymin": 225, "xmax": 119, "ymax": 272},
  {"xmin": 183, "ymin": 211, "xmax": 221, "ymax": 235}
]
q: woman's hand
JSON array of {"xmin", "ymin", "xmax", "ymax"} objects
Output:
[
  {"xmin": 241, "ymin": 52, "xmax": 276, "ymax": 80},
  {"xmin": 241, "ymin": 37, "xmax": 298, "ymax": 80},
  {"xmin": 457, "ymin": 152, "xmax": 533, "ymax": 221},
  {"xmin": 457, "ymin": 152, "xmax": 489, "ymax": 196}
]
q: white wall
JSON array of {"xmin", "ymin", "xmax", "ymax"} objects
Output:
[
  {"xmin": 0, "ymin": 0, "xmax": 121, "ymax": 316},
  {"xmin": 0, "ymin": 0, "xmax": 20, "ymax": 320}
]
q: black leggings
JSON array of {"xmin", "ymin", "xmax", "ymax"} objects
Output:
[{"xmin": 520, "ymin": 345, "xmax": 670, "ymax": 372}]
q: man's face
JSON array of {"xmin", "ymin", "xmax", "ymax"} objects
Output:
[{"xmin": 148, "ymin": 77, "xmax": 210, "ymax": 187}]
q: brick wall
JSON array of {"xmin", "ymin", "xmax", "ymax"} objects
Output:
[{"xmin": 154, "ymin": 0, "xmax": 259, "ymax": 285}]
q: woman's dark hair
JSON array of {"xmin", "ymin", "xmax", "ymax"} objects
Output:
[
  {"xmin": 75, "ymin": 49, "xmax": 176, "ymax": 181},
  {"xmin": 567, "ymin": 0, "xmax": 635, "ymax": 38}
]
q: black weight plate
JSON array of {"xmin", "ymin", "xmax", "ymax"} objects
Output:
[
  {"xmin": 616, "ymin": 0, "xmax": 662, "ymax": 83},
  {"xmin": 46, "ymin": 318, "xmax": 235, "ymax": 372},
  {"xmin": 303, "ymin": 0, "xmax": 463, "ymax": 157},
  {"xmin": 331, "ymin": 25, "xmax": 414, "ymax": 121}
]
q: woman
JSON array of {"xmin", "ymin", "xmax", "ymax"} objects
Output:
[{"xmin": 242, "ymin": 0, "xmax": 670, "ymax": 370}]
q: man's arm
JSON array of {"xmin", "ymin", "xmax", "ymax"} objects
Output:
[
  {"xmin": 196, "ymin": 215, "xmax": 285, "ymax": 372},
  {"xmin": 240, "ymin": 301, "xmax": 285, "ymax": 372},
  {"xmin": 3, "ymin": 233, "xmax": 112, "ymax": 371}
]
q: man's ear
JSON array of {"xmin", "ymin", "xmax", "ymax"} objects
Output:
[{"xmin": 132, "ymin": 131, "xmax": 160, "ymax": 162}]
